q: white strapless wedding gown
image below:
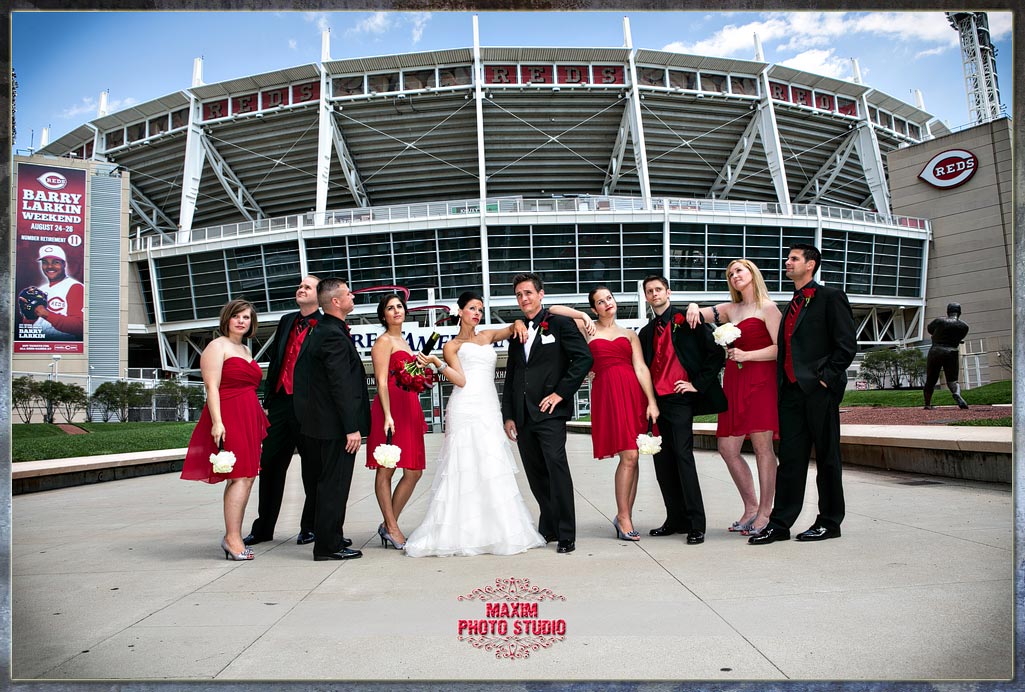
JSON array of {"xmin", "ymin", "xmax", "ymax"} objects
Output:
[{"xmin": 404, "ymin": 342, "xmax": 546, "ymax": 557}]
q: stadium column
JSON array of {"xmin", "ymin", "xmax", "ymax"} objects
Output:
[
  {"xmin": 623, "ymin": 17, "xmax": 652, "ymax": 211},
  {"xmin": 472, "ymin": 15, "xmax": 492, "ymax": 319},
  {"xmin": 755, "ymin": 66, "xmax": 792, "ymax": 215}
]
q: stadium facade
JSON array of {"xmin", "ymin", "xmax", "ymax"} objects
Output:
[{"xmin": 15, "ymin": 19, "xmax": 1010, "ymax": 394}]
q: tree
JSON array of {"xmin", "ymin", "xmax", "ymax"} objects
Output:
[
  {"xmin": 859, "ymin": 349, "xmax": 897, "ymax": 389},
  {"xmin": 12, "ymin": 376, "xmax": 39, "ymax": 423},
  {"xmin": 154, "ymin": 380, "xmax": 206, "ymax": 421},
  {"xmin": 56, "ymin": 383, "xmax": 90, "ymax": 423},
  {"xmin": 36, "ymin": 380, "xmax": 66, "ymax": 424},
  {"xmin": 91, "ymin": 381, "xmax": 149, "ymax": 422},
  {"xmin": 897, "ymin": 348, "xmax": 927, "ymax": 388}
]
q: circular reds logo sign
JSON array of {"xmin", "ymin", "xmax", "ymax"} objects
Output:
[{"xmin": 919, "ymin": 149, "xmax": 978, "ymax": 189}]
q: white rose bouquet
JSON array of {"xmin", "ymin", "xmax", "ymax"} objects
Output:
[
  {"xmin": 373, "ymin": 430, "xmax": 401, "ymax": 468},
  {"xmin": 210, "ymin": 442, "xmax": 237, "ymax": 474},
  {"xmin": 712, "ymin": 322, "xmax": 743, "ymax": 368},
  {"xmin": 636, "ymin": 419, "xmax": 662, "ymax": 456}
]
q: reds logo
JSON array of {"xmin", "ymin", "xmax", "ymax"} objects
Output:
[
  {"xmin": 37, "ymin": 171, "xmax": 69, "ymax": 191},
  {"xmin": 918, "ymin": 149, "xmax": 978, "ymax": 189},
  {"xmin": 48, "ymin": 296, "xmax": 67, "ymax": 312}
]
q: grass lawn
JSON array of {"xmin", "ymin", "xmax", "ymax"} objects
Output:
[
  {"xmin": 11, "ymin": 421, "xmax": 197, "ymax": 462},
  {"xmin": 840, "ymin": 379, "xmax": 1010, "ymax": 407}
]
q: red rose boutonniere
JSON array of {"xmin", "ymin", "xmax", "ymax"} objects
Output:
[
  {"xmin": 672, "ymin": 312, "xmax": 685, "ymax": 332},
  {"xmin": 539, "ymin": 320, "xmax": 550, "ymax": 336},
  {"xmin": 801, "ymin": 287, "xmax": 817, "ymax": 307}
]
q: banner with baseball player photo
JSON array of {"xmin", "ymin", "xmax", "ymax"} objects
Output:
[{"xmin": 14, "ymin": 162, "xmax": 87, "ymax": 353}]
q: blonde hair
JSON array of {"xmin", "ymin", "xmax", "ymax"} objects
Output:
[{"xmin": 726, "ymin": 259, "xmax": 771, "ymax": 307}]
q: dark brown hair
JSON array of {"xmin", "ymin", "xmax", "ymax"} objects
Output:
[{"xmin": 218, "ymin": 298, "xmax": 258, "ymax": 339}]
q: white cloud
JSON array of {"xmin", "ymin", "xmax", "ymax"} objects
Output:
[
  {"xmin": 60, "ymin": 95, "xmax": 137, "ymax": 119},
  {"xmin": 779, "ymin": 49, "xmax": 851, "ymax": 79},
  {"xmin": 914, "ymin": 46, "xmax": 947, "ymax": 59},
  {"xmin": 288, "ymin": 38, "xmax": 298, "ymax": 50},
  {"xmin": 664, "ymin": 11, "xmax": 962, "ymax": 61},
  {"xmin": 410, "ymin": 12, "xmax": 431, "ymax": 44},
  {"xmin": 353, "ymin": 12, "xmax": 393, "ymax": 36},
  {"xmin": 303, "ymin": 12, "xmax": 331, "ymax": 33}
]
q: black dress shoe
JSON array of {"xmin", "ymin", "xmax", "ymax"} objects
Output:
[
  {"xmin": 243, "ymin": 533, "xmax": 271, "ymax": 546},
  {"xmin": 795, "ymin": 525, "xmax": 841, "ymax": 541},
  {"xmin": 649, "ymin": 523, "xmax": 685, "ymax": 537},
  {"xmin": 313, "ymin": 547, "xmax": 362, "ymax": 561},
  {"xmin": 748, "ymin": 527, "xmax": 790, "ymax": 545},
  {"xmin": 296, "ymin": 530, "xmax": 316, "ymax": 545},
  {"xmin": 556, "ymin": 541, "xmax": 576, "ymax": 554},
  {"xmin": 543, "ymin": 534, "xmax": 558, "ymax": 544},
  {"xmin": 686, "ymin": 531, "xmax": 705, "ymax": 545}
]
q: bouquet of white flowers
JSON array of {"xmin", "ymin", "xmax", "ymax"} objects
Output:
[
  {"xmin": 636, "ymin": 419, "xmax": 662, "ymax": 456},
  {"xmin": 712, "ymin": 322, "xmax": 743, "ymax": 368},
  {"xmin": 210, "ymin": 442, "xmax": 237, "ymax": 474},
  {"xmin": 373, "ymin": 430, "xmax": 401, "ymax": 468}
]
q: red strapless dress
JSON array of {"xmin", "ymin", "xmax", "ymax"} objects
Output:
[
  {"xmin": 367, "ymin": 351, "xmax": 428, "ymax": 470},
  {"xmin": 716, "ymin": 317, "xmax": 779, "ymax": 439},
  {"xmin": 588, "ymin": 336, "xmax": 649, "ymax": 459},
  {"xmin": 181, "ymin": 357, "xmax": 269, "ymax": 483}
]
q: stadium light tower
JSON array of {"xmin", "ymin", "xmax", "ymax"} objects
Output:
[{"xmin": 946, "ymin": 11, "xmax": 1002, "ymax": 125}]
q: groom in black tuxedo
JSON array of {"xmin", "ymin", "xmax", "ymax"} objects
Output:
[
  {"xmin": 639, "ymin": 275, "xmax": 727, "ymax": 545},
  {"xmin": 293, "ymin": 277, "xmax": 370, "ymax": 560},
  {"xmin": 750, "ymin": 243, "xmax": 856, "ymax": 545},
  {"xmin": 245, "ymin": 275, "xmax": 322, "ymax": 547},
  {"xmin": 503, "ymin": 273, "xmax": 593, "ymax": 554}
]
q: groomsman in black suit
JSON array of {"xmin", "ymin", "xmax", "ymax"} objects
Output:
[
  {"xmin": 293, "ymin": 277, "xmax": 370, "ymax": 560},
  {"xmin": 503, "ymin": 273, "xmax": 593, "ymax": 554},
  {"xmin": 245, "ymin": 276, "xmax": 323, "ymax": 547},
  {"xmin": 750, "ymin": 243, "xmax": 856, "ymax": 545},
  {"xmin": 639, "ymin": 275, "xmax": 727, "ymax": 545}
]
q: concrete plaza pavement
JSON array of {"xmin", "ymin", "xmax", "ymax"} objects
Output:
[{"xmin": 10, "ymin": 433, "xmax": 1014, "ymax": 683}]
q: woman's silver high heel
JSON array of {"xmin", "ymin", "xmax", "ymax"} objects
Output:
[
  {"xmin": 379, "ymin": 524, "xmax": 405, "ymax": 549},
  {"xmin": 221, "ymin": 538, "xmax": 254, "ymax": 561},
  {"xmin": 613, "ymin": 517, "xmax": 640, "ymax": 542}
]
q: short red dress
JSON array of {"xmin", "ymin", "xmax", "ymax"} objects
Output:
[
  {"xmin": 716, "ymin": 317, "xmax": 779, "ymax": 439},
  {"xmin": 588, "ymin": 336, "xmax": 649, "ymax": 459},
  {"xmin": 181, "ymin": 357, "xmax": 269, "ymax": 483},
  {"xmin": 367, "ymin": 351, "xmax": 428, "ymax": 470}
]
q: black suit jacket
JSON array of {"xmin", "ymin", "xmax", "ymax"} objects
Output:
[
  {"xmin": 501, "ymin": 310, "xmax": 593, "ymax": 426},
  {"xmin": 777, "ymin": 281, "xmax": 857, "ymax": 398},
  {"xmin": 639, "ymin": 305, "xmax": 728, "ymax": 416},
  {"xmin": 263, "ymin": 309, "xmax": 322, "ymax": 407},
  {"xmin": 293, "ymin": 313, "xmax": 370, "ymax": 440}
]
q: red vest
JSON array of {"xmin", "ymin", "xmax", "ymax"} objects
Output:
[
  {"xmin": 651, "ymin": 321, "xmax": 689, "ymax": 396},
  {"xmin": 277, "ymin": 318, "xmax": 315, "ymax": 394}
]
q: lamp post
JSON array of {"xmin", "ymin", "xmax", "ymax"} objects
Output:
[{"xmin": 51, "ymin": 354, "xmax": 62, "ymax": 382}]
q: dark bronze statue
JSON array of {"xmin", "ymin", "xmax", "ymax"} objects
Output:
[{"xmin": 924, "ymin": 302, "xmax": 970, "ymax": 410}]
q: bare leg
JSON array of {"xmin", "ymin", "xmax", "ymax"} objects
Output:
[
  {"xmin": 374, "ymin": 467, "xmax": 405, "ymax": 543},
  {"xmin": 390, "ymin": 469, "xmax": 423, "ymax": 527},
  {"xmin": 614, "ymin": 450, "xmax": 640, "ymax": 535},
  {"xmin": 717, "ymin": 436, "xmax": 758, "ymax": 526},
  {"xmin": 748, "ymin": 430, "xmax": 777, "ymax": 532},
  {"xmin": 223, "ymin": 477, "xmax": 255, "ymax": 554}
]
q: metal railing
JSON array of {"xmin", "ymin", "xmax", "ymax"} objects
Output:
[{"xmin": 131, "ymin": 195, "xmax": 929, "ymax": 253}]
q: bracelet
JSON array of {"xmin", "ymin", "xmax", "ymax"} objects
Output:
[
  {"xmin": 437, "ymin": 362, "xmax": 448, "ymax": 372},
  {"xmin": 711, "ymin": 305, "xmax": 721, "ymax": 325}
]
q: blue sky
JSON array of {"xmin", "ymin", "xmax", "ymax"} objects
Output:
[{"xmin": 11, "ymin": 10, "xmax": 1014, "ymax": 152}]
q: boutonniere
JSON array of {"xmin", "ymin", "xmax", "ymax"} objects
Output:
[
  {"xmin": 672, "ymin": 312, "xmax": 685, "ymax": 332},
  {"xmin": 801, "ymin": 287, "xmax": 817, "ymax": 306},
  {"xmin": 539, "ymin": 320, "xmax": 550, "ymax": 336}
]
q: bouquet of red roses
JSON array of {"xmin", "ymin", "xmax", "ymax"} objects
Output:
[{"xmin": 391, "ymin": 332, "xmax": 441, "ymax": 394}]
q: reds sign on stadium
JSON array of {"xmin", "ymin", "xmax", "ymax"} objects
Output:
[{"xmin": 918, "ymin": 149, "xmax": 979, "ymax": 189}]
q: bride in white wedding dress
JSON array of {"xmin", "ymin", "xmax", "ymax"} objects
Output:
[{"xmin": 404, "ymin": 292, "xmax": 547, "ymax": 558}]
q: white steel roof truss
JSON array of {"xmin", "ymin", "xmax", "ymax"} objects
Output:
[
  {"xmin": 603, "ymin": 106, "xmax": 632, "ymax": 195},
  {"xmin": 129, "ymin": 184, "xmax": 177, "ymax": 241},
  {"xmin": 793, "ymin": 130, "xmax": 858, "ymax": 204},
  {"xmin": 199, "ymin": 135, "xmax": 266, "ymax": 223},
  {"xmin": 709, "ymin": 111, "xmax": 760, "ymax": 198},
  {"xmin": 330, "ymin": 115, "xmax": 370, "ymax": 208}
]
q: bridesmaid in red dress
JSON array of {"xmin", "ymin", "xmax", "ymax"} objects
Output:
[
  {"xmin": 181, "ymin": 299, "xmax": 269, "ymax": 560},
  {"xmin": 550, "ymin": 286, "xmax": 659, "ymax": 541},
  {"xmin": 687, "ymin": 259, "xmax": 782, "ymax": 536},
  {"xmin": 366, "ymin": 293, "xmax": 429, "ymax": 549}
]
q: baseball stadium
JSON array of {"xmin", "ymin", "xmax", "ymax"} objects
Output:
[{"xmin": 14, "ymin": 16, "xmax": 1013, "ymax": 397}]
